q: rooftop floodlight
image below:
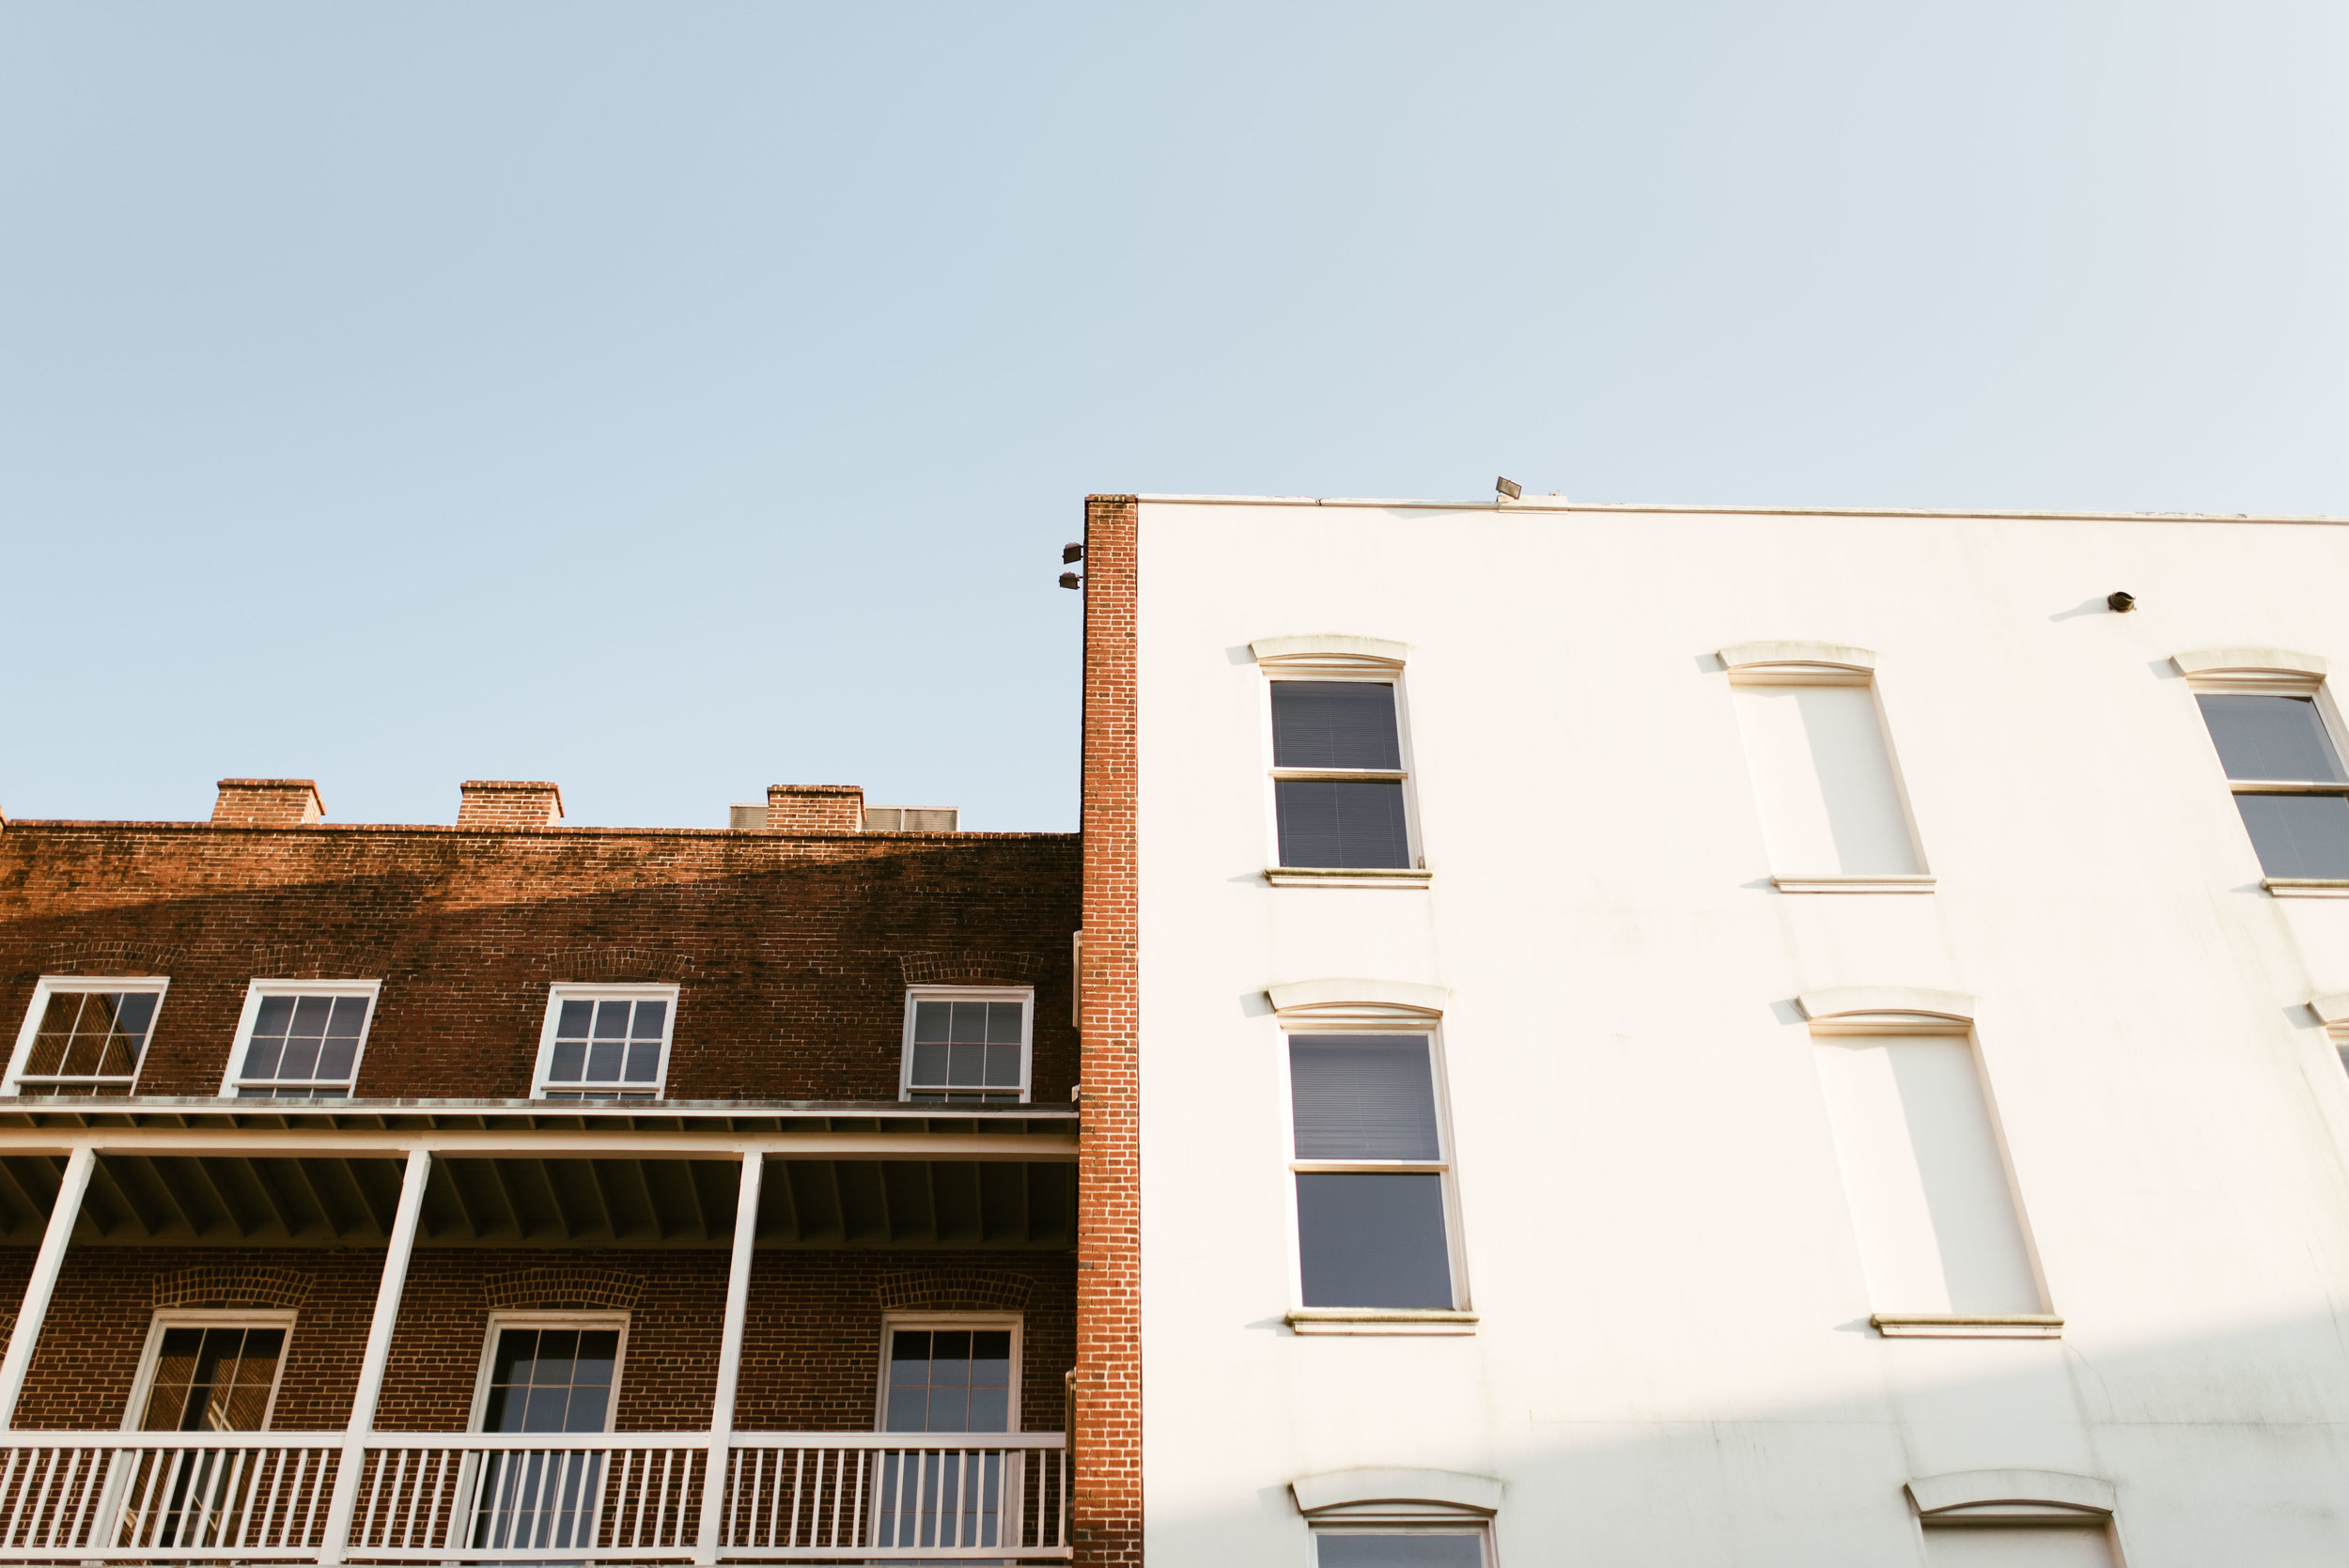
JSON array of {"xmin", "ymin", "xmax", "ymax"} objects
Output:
[
  {"xmin": 1064, "ymin": 542, "xmax": 1084, "ymax": 564},
  {"xmin": 1495, "ymin": 476, "xmax": 1522, "ymax": 501},
  {"xmin": 1059, "ymin": 572, "xmax": 1082, "ymax": 590}
]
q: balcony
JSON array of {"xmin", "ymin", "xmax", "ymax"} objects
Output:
[{"xmin": 0, "ymin": 1429, "xmax": 1069, "ymax": 1561}]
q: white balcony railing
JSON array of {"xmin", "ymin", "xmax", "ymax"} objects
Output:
[{"xmin": 0, "ymin": 1431, "xmax": 1070, "ymax": 1563}]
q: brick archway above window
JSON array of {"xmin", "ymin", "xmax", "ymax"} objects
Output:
[
  {"xmin": 876, "ymin": 1269, "xmax": 1033, "ymax": 1312},
  {"xmin": 152, "ymin": 1265, "xmax": 316, "ymax": 1311},
  {"xmin": 484, "ymin": 1266, "xmax": 646, "ymax": 1312},
  {"xmin": 897, "ymin": 952, "xmax": 1041, "ymax": 986},
  {"xmin": 542, "ymin": 949, "xmax": 696, "ymax": 985},
  {"xmin": 44, "ymin": 941, "xmax": 185, "ymax": 976},
  {"xmin": 247, "ymin": 944, "xmax": 395, "ymax": 982}
]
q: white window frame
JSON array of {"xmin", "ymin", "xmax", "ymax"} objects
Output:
[
  {"xmin": 898, "ymin": 986, "xmax": 1035, "ymax": 1105},
  {"xmin": 2176, "ymin": 651, "xmax": 2349, "ymax": 894},
  {"xmin": 531, "ymin": 984, "xmax": 679, "ymax": 1101},
  {"xmin": 466, "ymin": 1311, "xmax": 631, "ymax": 1435},
  {"xmin": 218, "ymin": 979, "xmax": 382, "ymax": 1099},
  {"xmin": 1252, "ymin": 637, "xmax": 1427, "ymax": 888},
  {"xmin": 6, "ymin": 975, "xmax": 171, "ymax": 1096},
  {"xmin": 1274, "ymin": 1003, "xmax": 1473, "ymax": 1332},
  {"xmin": 873, "ymin": 1312, "xmax": 1023, "ymax": 1433},
  {"xmin": 121, "ymin": 1310, "xmax": 298, "ymax": 1432}
]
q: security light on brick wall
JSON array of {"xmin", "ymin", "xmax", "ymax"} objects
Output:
[
  {"xmin": 1494, "ymin": 476, "xmax": 1521, "ymax": 501},
  {"xmin": 1059, "ymin": 572, "xmax": 1081, "ymax": 589},
  {"xmin": 1063, "ymin": 542, "xmax": 1083, "ymax": 564}
]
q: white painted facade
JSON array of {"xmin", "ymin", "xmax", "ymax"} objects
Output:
[{"xmin": 1127, "ymin": 496, "xmax": 2349, "ymax": 1566}]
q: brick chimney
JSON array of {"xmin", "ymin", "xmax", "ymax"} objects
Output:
[
  {"xmin": 459, "ymin": 781, "xmax": 566, "ymax": 830},
  {"xmin": 211, "ymin": 779, "xmax": 325, "ymax": 827},
  {"xmin": 765, "ymin": 784, "xmax": 864, "ymax": 832}
]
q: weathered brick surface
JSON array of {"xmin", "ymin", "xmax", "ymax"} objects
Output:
[
  {"xmin": 1075, "ymin": 496, "xmax": 1142, "ymax": 1566},
  {"xmin": 457, "ymin": 782, "xmax": 564, "ymax": 830},
  {"xmin": 0, "ymin": 822, "xmax": 1077, "ymax": 1102},
  {"xmin": 0, "ymin": 1245, "xmax": 1072, "ymax": 1435},
  {"xmin": 764, "ymin": 785, "xmax": 864, "ymax": 833},
  {"xmin": 210, "ymin": 780, "xmax": 324, "ymax": 828}
]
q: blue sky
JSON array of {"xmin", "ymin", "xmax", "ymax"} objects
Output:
[{"xmin": 5, "ymin": 2, "xmax": 2344, "ymax": 831}]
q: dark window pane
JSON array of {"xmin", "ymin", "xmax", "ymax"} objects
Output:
[
  {"xmin": 593, "ymin": 1002, "xmax": 630, "ymax": 1039},
  {"xmin": 967, "ymin": 1386, "xmax": 1008, "ymax": 1432},
  {"xmin": 2199, "ymin": 694, "xmax": 2349, "ymax": 782},
  {"xmin": 252, "ymin": 997, "xmax": 295, "ymax": 1036},
  {"xmin": 631, "ymin": 1000, "xmax": 667, "ymax": 1037},
  {"xmin": 114, "ymin": 993, "xmax": 159, "ymax": 1035},
  {"xmin": 326, "ymin": 998, "xmax": 368, "ymax": 1038},
  {"xmin": 557, "ymin": 1000, "xmax": 593, "ymax": 1037},
  {"xmin": 1316, "ymin": 1533, "xmax": 1484, "ymax": 1566},
  {"xmin": 585, "ymin": 1040, "xmax": 623, "ymax": 1080},
  {"xmin": 315, "ymin": 1037, "xmax": 357, "ymax": 1081},
  {"xmin": 910, "ymin": 1043, "xmax": 947, "ymax": 1084},
  {"xmin": 549, "ymin": 1041, "xmax": 585, "ymax": 1081},
  {"xmin": 1296, "ymin": 1172, "xmax": 1453, "ymax": 1309},
  {"xmin": 623, "ymin": 1041, "xmax": 661, "ymax": 1081},
  {"xmin": 949, "ymin": 1003, "xmax": 988, "ymax": 1044},
  {"xmin": 912, "ymin": 1003, "xmax": 950, "ymax": 1044},
  {"xmin": 289, "ymin": 996, "xmax": 334, "ymax": 1036},
  {"xmin": 886, "ymin": 1387, "xmax": 928, "ymax": 1430},
  {"xmin": 947, "ymin": 1044, "xmax": 983, "ymax": 1085},
  {"xmin": 1290, "ymin": 1037, "xmax": 1440, "ymax": 1160},
  {"xmin": 2236, "ymin": 794, "xmax": 2349, "ymax": 877},
  {"xmin": 1271, "ymin": 683, "xmax": 1403, "ymax": 770},
  {"xmin": 277, "ymin": 1036, "xmax": 322, "ymax": 1079},
  {"xmin": 982, "ymin": 1043, "xmax": 1021, "ymax": 1086},
  {"xmin": 985, "ymin": 1002, "xmax": 1023, "ymax": 1044},
  {"xmin": 1275, "ymin": 780, "xmax": 1410, "ymax": 869}
]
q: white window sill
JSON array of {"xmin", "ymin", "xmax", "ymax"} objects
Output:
[
  {"xmin": 1871, "ymin": 1313, "xmax": 2062, "ymax": 1339},
  {"xmin": 1286, "ymin": 1308, "xmax": 1478, "ymax": 1336},
  {"xmin": 2265, "ymin": 878, "xmax": 2349, "ymax": 898},
  {"xmin": 1772, "ymin": 874, "xmax": 1936, "ymax": 894},
  {"xmin": 1266, "ymin": 868, "xmax": 1432, "ymax": 889}
]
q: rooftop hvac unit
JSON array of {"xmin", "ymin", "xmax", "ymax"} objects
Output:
[{"xmin": 864, "ymin": 806, "xmax": 958, "ymax": 831}]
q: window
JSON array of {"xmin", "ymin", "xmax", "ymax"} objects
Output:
[
  {"xmin": 1722, "ymin": 644, "xmax": 1927, "ymax": 889},
  {"xmin": 1314, "ymin": 1530, "xmax": 1490, "ymax": 1566},
  {"xmin": 534, "ymin": 985, "xmax": 677, "ymax": 1100},
  {"xmin": 875, "ymin": 1316, "xmax": 1019, "ymax": 1553},
  {"xmin": 1286, "ymin": 1032, "xmax": 1459, "ymax": 1311},
  {"xmin": 466, "ymin": 1316, "xmax": 627, "ymax": 1555},
  {"xmin": 224, "ymin": 981, "xmax": 379, "ymax": 1099},
  {"xmin": 1803, "ymin": 991, "xmax": 2050, "ymax": 1334},
  {"xmin": 1269, "ymin": 680, "xmax": 1414, "ymax": 870},
  {"xmin": 2195, "ymin": 691, "xmax": 2349, "ymax": 878},
  {"xmin": 1921, "ymin": 1527, "xmax": 2116, "ymax": 1567},
  {"xmin": 901, "ymin": 986, "xmax": 1033, "ymax": 1103},
  {"xmin": 126, "ymin": 1313, "xmax": 292, "ymax": 1431},
  {"xmin": 6, "ymin": 976, "xmax": 168, "ymax": 1095},
  {"xmin": 1910, "ymin": 1469, "xmax": 2119, "ymax": 1565}
]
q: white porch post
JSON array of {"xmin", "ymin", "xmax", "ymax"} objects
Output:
[
  {"xmin": 694, "ymin": 1151, "xmax": 763, "ymax": 1565},
  {"xmin": 318, "ymin": 1148, "xmax": 431, "ymax": 1565},
  {"xmin": 0, "ymin": 1146, "xmax": 95, "ymax": 1429}
]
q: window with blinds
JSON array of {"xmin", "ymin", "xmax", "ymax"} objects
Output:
[
  {"xmin": 1287, "ymin": 1034, "xmax": 1456, "ymax": 1310},
  {"xmin": 1269, "ymin": 681, "xmax": 1414, "ymax": 870},
  {"xmin": 2195, "ymin": 691, "xmax": 2349, "ymax": 877}
]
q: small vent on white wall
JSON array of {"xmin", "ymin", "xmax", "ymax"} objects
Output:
[{"xmin": 865, "ymin": 806, "xmax": 958, "ymax": 831}]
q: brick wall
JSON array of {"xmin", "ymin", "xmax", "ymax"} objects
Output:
[
  {"xmin": 456, "ymin": 782, "xmax": 564, "ymax": 830},
  {"xmin": 0, "ymin": 824, "xmax": 1077, "ymax": 1102},
  {"xmin": 2, "ymin": 1245, "xmax": 1073, "ymax": 1436},
  {"xmin": 764, "ymin": 785, "xmax": 864, "ymax": 833},
  {"xmin": 1074, "ymin": 495, "xmax": 1142, "ymax": 1565}
]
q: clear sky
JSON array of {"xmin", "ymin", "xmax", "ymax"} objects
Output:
[{"xmin": 5, "ymin": 3, "xmax": 2345, "ymax": 832}]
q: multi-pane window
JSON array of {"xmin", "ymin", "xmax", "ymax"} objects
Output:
[
  {"xmin": 2195, "ymin": 692, "xmax": 2349, "ymax": 877},
  {"xmin": 901, "ymin": 988, "xmax": 1033, "ymax": 1103},
  {"xmin": 1288, "ymin": 1033, "xmax": 1458, "ymax": 1310},
  {"xmin": 132, "ymin": 1320, "xmax": 288, "ymax": 1431},
  {"xmin": 469, "ymin": 1321, "xmax": 624, "ymax": 1557},
  {"xmin": 8, "ymin": 979, "xmax": 167, "ymax": 1095},
  {"xmin": 535, "ymin": 987, "xmax": 676, "ymax": 1099},
  {"xmin": 1269, "ymin": 681, "xmax": 1413, "ymax": 870},
  {"xmin": 228, "ymin": 985, "xmax": 377, "ymax": 1099},
  {"xmin": 876, "ymin": 1322, "xmax": 1018, "ymax": 1554}
]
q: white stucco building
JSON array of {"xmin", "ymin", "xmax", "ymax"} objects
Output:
[{"xmin": 1081, "ymin": 492, "xmax": 2349, "ymax": 1567}]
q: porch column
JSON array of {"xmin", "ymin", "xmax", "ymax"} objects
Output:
[
  {"xmin": 319, "ymin": 1148, "xmax": 432, "ymax": 1565},
  {"xmin": 0, "ymin": 1146, "xmax": 95, "ymax": 1428},
  {"xmin": 694, "ymin": 1150, "xmax": 764, "ymax": 1564}
]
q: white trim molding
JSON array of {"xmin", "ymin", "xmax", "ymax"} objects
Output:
[
  {"xmin": 1265, "ymin": 866, "xmax": 1432, "ymax": 889},
  {"xmin": 1292, "ymin": 1467, "xmax": 1503, "ymax": 1519},
  {"xmin": 2171, "ymin": 646, "xmax": 2328, "ymax": 679},
  {"xmin": 1872, "ymin": 1312, "xmax": 2064, "ymax": 1339},
  {"xmin": 1285, "ymin": 1307, "xmax": 1478, "ymax": 1336},
  {"xmin": 1250, "ymin": 634, "xmax": 1411, "ymax": 674},
  {"xmin": 2311, "ymin": 992, "xmax": 2349, "ymax": 1027},
  {"xmin": 1772, "ymin": 874, "xmax": 1937, "ymax": 894},
  {"xmin": 1719, "ymin": 640, "xmax": 1877, "ymax": 675},
  {"xmin": 1797, "ymin": 986, "xmax": 1976, "ymax": 1032},
  {"xmin": 1907, "ymin": 1468, "xmax": 2115, "ymax": 1522},
  {"xmin": 1267, "ymin": 978, "xmax": 1449, "ymax": 1021}
]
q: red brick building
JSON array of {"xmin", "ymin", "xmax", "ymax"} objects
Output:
[{"xmin": 0, "ymin": 777, "xmax": 1079, "ymax": 1562}]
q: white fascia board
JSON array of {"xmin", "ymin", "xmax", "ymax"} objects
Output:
[
  {"xmin": 1266, "ymin": 978, "xmax": 1449, "ymax": 1017},
  {"xmin": 1719, "ymin": 640, "xmax": 1877, "ymax": 673},
  {"xmin": 1250, "ymin": 634, "xmax": 1412, "ymax": 666},
  {"xmin": 1797, "ymin": 986, "xmax": 1976, "ymax": 1024},
  {"xmin": 1291, "ymin": 1467, "xmax": 1503, "ymax": 1517},
  {"xmin": 1906, "ymin": 1468, "xmax": 2115, "ymax": 1518}
]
